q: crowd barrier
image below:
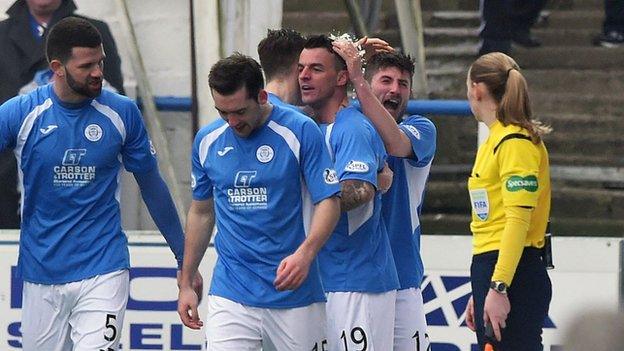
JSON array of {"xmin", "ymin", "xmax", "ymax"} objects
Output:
[
  {"xmin": 1, "ymin": 231, "xmax": 620, "ymax": 350},
  {"xmin": 146, "ymin": 97, "xmax": 473, "ymax": 116}
]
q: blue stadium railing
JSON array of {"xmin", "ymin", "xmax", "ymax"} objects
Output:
[{"xmin": 147, "ymin": 97, "xmax": 473, "ymax": 116}]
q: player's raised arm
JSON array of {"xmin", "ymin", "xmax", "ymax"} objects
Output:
[{"xmin": 332, "ymin": 40, "xmax": 413, "ymax": 158}]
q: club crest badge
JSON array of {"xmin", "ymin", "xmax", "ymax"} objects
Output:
[
  {"xmin": 256, "ymin": 145, "xmax": 274, "ymax": 163},
  {"xmin": 84, "ymin": 124, "xmax": 102, "ymax": 142}
]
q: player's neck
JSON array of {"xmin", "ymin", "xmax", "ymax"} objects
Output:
[
  {"xmin": 258, "ymin": 102, "xmax": 273, "ymax": 125},
  {"xmin": 53, "ymin": 81, "xmax": 89, "ymax": 104},
  {"xmin": 310, "ymin": 95, "xmax": 347, "ymax": 124},
  {"xmin": 265, "ymin": 79, "xmax": 297, "ymax": 105}
]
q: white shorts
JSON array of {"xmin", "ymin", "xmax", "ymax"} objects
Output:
[
  {"xmin": 21, "ymin": 269, "xmax": 129, "ymax": 351},
  {"xmin": 326, "ymin": 290, "xmax": 397, "ymax": 351},
  {"xmin": 206, "ymin": 295, "xmax": 326, "ymax": 351},
  {"xmin": 394, "ymin": 288, "xmax": 430, "ymax": 351}
]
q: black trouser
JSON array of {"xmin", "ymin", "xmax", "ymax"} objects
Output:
[
  {"xmin": 471, "ymin": 247, "xmax": 552, "ymax": 351},
  {"xmin": 479, "ymin": 0, "xmax": 547, "ymax": 53},
  {"xmin": 604, "ymin": 0, "xmax": 624, "ymax": 33},
  {"xmin": 0, "ymin": 150, "xmax": 20, "ymax": 228}
]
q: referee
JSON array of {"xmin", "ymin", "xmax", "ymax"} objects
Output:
[{"xmin": 463, "ymin": 52, "xmax": 553, "ymax": 351}]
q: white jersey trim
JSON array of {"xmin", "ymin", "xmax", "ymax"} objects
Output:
[
  {"xmin": 403, "ymin": 159, "xmax": 432, "ymax": 232},
  {"xmin": 199, "ymin": 124, "xmax": 228, "ymax": 167},
  {"xmin": 14, "ymin": 98, "xmax": 54, "ymax": 217},
  {"xmin": 347, "ymin": 201, "xmax": 374, "ymax": 235},
  {"xmin": 324, "ymin": 123, "xmax": 335, "ymax": 161},
  {"xmin": 15, "ymin": 98, "xmax": 53, "ymax": 155},
  {"xmin": 300, "ymin": 177, "xmax": 313, "ymax": 237},
  {"xmin": 91, "ymin": 100, "xmax": 126, "ymax": 143},
  {"xmin": 268, "ymin": 120, "xmax": 300, "ymax": 163}
]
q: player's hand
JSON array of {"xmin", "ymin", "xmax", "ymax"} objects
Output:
[
  {"xmin": 274, "ymin": 249, "xmax": 313, "ymax": 291},
  {"xmin": 332, "ymin": 40, "xmax": 364, "ymax": 81},
  {"xmin": 465, "ymin": 295, "xmax": 476, "ymax": 331},
  {"xmin": 177, "ymin": 286, "xmax": 204, "ymax": 329},
  {"xmin": 356, "ymin": 36, "xmax": 395, "ymax": 61},
  {"xmin": 177, "ymin": 271, "xmax": 204, "ymax": 304},
  {"xmin": 483, "ymin": 288, "xmax": 510, "ymax": 341},
  {"xmin": 377, "ymin": 162, "xmax": 393, "ymax": 194}
]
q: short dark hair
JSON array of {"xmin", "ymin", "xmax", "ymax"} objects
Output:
[
  {"xmin": 258, "ymin": 29, "xmax": 306, "ymax": 81},
  {"xmin": 303, "ymin": 34, "xmax": 346, "ymax": 71},
  {"xmin": 46, "ymin": 17, "xmax": 102, "ymax": 64},
  {"xmin": 364, "ymin": 52, "xmax": 415, "ymax": 84},
  {"xmin": 208, "ymin": 53, "xmax": 264, "ymax": 99}
]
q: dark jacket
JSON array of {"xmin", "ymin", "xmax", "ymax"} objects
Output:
[
  {"xmin": 0, "ymin": 0, "xmax": 124, "ymax": 102},
  {"xmin": 0, "ymin": 0, "xmax": 125, "ymax": 228}
]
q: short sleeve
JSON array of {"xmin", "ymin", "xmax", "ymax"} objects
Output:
[
  {"xmin": 332, "ymin": 122, "xmax": 379, "ymax": 188},
  {"xmin": 399, "ymin": 116, "xmax": 436, "ymax": 166},
  {"xmin": 191, "ymin": 130, "xmax": 213, "ymax": 200},
  {"xmin": 121, "ymin": 103, "xmax": 158, "ymax": 173},
  {"xmin": 299, "ymin": 120, "xmax": 340, "ymax": 203},
  {"xmin": 0, "ymin": 97, "xmax": 22, "ymax": 151},
  {"xmin": 497, "ymin": 138, "xmax": 541, "ymax": 208}
]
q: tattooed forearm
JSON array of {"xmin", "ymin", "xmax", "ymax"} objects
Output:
[{"xmin": 340, "ymin": 180, "xmax": 375, "ymax": 212}]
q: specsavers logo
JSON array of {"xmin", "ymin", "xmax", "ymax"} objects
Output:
[
  {"xmin": 506, "ymin": 175, "xmax": 538, "ymax": 192},
  {"xmin": 227, "ymin": 171, "xmax": 268, "ymax": 210},
  {"xmin": 53, "ymin": 149, "xmax": 95, "ymax": 187}
]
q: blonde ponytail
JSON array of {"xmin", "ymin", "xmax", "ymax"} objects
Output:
[{"xmin": 470, "ymin": 53, "xmax": 551, "ymax": 143}]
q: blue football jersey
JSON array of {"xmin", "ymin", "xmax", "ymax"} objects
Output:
[
  {"xmin": 318, "ymin": 106, "xmax": 399, "ymax": 293},
  {"xmin": 0, "ymin": 84, "xmax": 157, "ymax": 284},
  {"xmin": 382, "ymin": 115, "xmax": 436, "ymax": 289},
  {"xmin": 192, "ymin": 104, "xmax": 340, "ymax": 308}
]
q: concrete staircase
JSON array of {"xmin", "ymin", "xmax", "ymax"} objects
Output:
[{"xmin": 283, "ymin": 0, "xmax": 624, "ymax": 236}]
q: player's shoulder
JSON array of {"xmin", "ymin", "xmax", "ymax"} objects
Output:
[
  {"xmin": 270, "ymin": 104, "xmax": 316, "ymax": 130},
  {"xmin": 194, "ymin": 118, "xmax": 228, "ymax": 145},
  {"xmin": 94, "ymin": 89, "xmax": 134, "ymax": 107},
  {"xmin": 91, "ymin": 90, "xmax": 137, "ymax": 114},
  {"xmin": 402, "ymin": 114, "xmax": 436, "ymax": 130},
  {"xmin": 1, "ymin": 85, "xmax": 51, "ymax": 114},
  {"xmin": 91, "ymin": 90, "xmax": 141, "ymax": 121},
  {"xmin": 335, "ymin": 106, "xmax": 372, "ymax": 132},
  {"xmin": 401, "ymin": 114, "xmax": 437, "ymax": 139}
]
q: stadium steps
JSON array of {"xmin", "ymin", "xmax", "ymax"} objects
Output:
[
  {"xmin": 425, "ymin": 10, "xmax": 603, "ymax": 29},
  {"xmin": 423, "ymin": 27, "xmax": 596, "ymax": 47},
  {"xmin": 422, "ymin": 0, "xmax": 624, "ymax": 236},
  {"xmin": 282, "ymin": 0, "xmax": 624, "ymax": 236},
  {"xmin": 427, "ymin": 69, "xmax": 624, "ymax": 97},
  {"xmin": 425, "ymin": 45, "xmax": 624, "ymax": 70}
]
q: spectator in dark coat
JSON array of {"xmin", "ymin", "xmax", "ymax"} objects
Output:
[{"xmin": 0, "ymin": 0, "xmax": 124, "ymax": 228}]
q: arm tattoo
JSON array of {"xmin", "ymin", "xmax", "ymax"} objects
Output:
[{"xmin": 340, "ymin": 180, "xmax": 375, "ymax": 212}]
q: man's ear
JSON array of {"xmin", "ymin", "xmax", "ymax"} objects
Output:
[
  {"xmin": 337, "ymin": 69, "xmax": 348, "ymax": 87},
  {"xmin": 50, "ymin": 60, "xmax": 64, "ymax": 78},
  {"xmin": 257, "ymin": 89, "xmax": 268, "ymax": 104}
]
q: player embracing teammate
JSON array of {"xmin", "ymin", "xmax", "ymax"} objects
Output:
[{"xmin": 178, "ymin": 29, "xmax": 436, "ymax": 351}]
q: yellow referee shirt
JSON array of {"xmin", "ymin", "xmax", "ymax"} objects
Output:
[{"xmin": 468, "ymin": 120, "xmax": 551, "ymax": 285}]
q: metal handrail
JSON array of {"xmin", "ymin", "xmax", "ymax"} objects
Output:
[{"xmin": 147, "ymin": 97, "xmax": 472, "ymax": 116}]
